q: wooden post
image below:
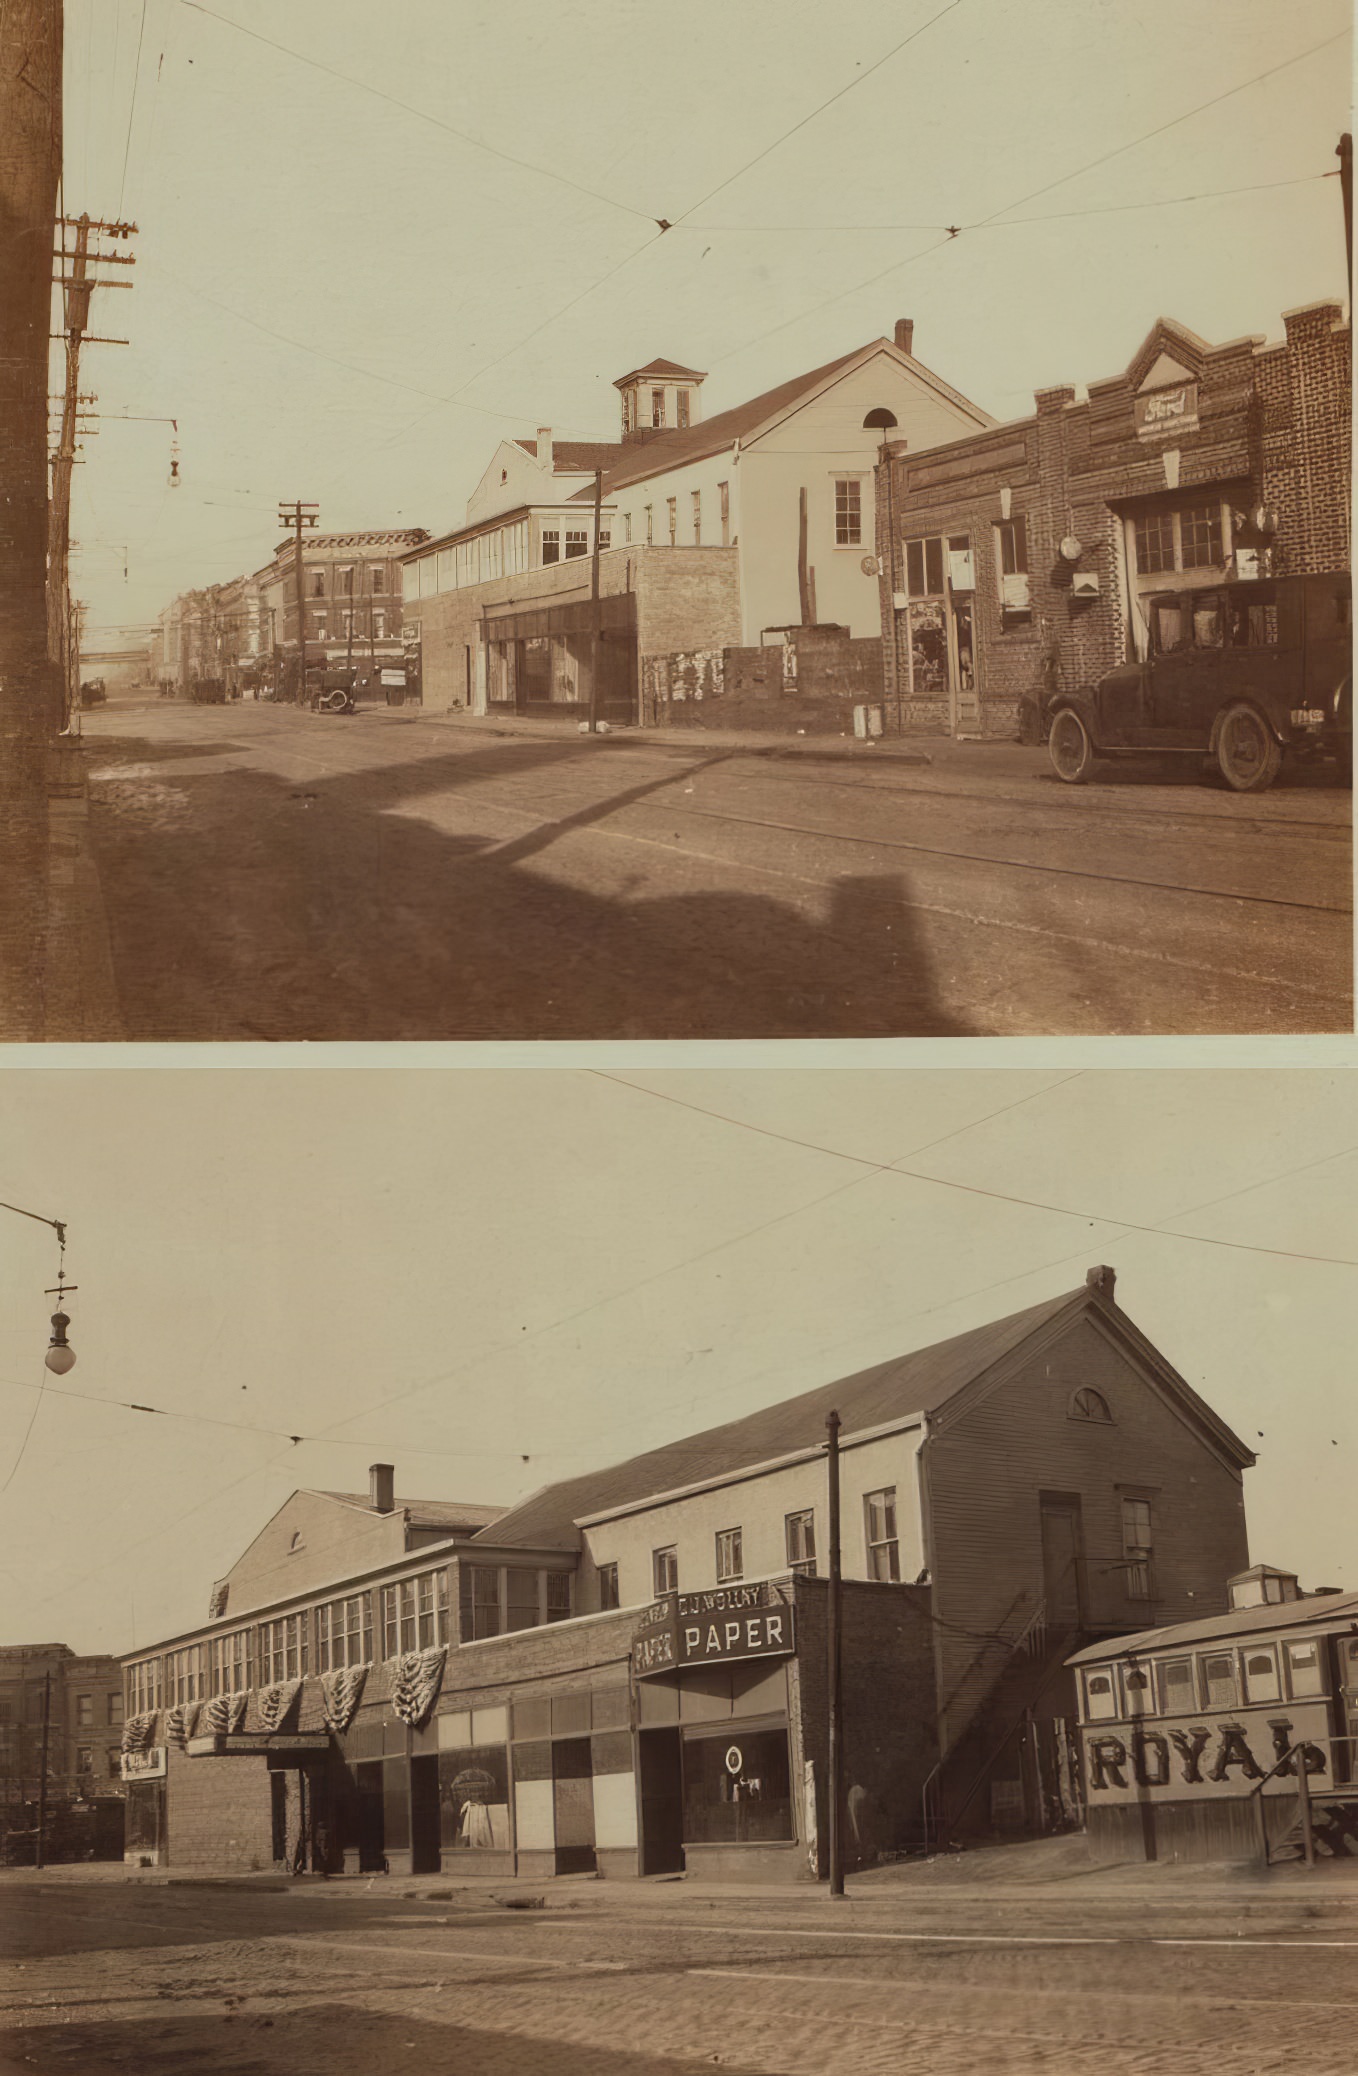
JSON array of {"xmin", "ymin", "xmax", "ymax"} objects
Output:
[
  {"xmin": 797, "ymin": 488, "xmax": 812, "ymax": 626},
  {"xmin": 826, "ymin": 1408, "xmax": 845, "ymax": 1896},
  {"xmin": 1297, "ymin": 1747, "xmax": 1316, "ymax": 1869},
  {"xmin": 35, "ymin": 1673, "xmax": 51, "ymax": 1870},
  {"xmin": 588, "ymin": 468, "xmax": 604, "ymax": 732}
]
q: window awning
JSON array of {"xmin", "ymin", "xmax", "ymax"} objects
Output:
[{"xmin": 482, "ymin": 593, "xmax": 636, "ymax": 644}]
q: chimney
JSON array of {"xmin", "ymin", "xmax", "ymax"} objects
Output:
[
  {"xmin": 369, "ymin": 1463, "xmax": 395, "ymax": 1513},
  {"xmin": 894, "ymin": 319, "xmax": 914, "ymax": 356},
  {"xmin": 536, "ymin": 426, "xmax": 554, "ymax": 471},
  {"xmin": 1085, "ymin": 1265, "xmax": 1116, "ymax": 1301}
]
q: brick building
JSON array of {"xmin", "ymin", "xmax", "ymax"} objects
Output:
[
  {"xmin": 119, "ymin": 1268, "xmax": 1254, "ymax": 1880},
  {"xmin": 0, "ymin": 1644, "xmax": 125, "ymax": 1815},
  {"xmin": 875, "ymin": 301, "xmax": 1351, "ymax": 739}
]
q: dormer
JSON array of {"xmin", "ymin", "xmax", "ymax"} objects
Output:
[{"xmin": 614, "ymin": 358, "xmax": 707, "ymax": 444}]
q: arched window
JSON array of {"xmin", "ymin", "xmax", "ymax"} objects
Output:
[
  {"xmin": 862, "ymin": 406, "xmax": 898, "ymax": 431},
  {"xmin": 1069, "ymin": 1386, "xmax": 1112, "ymax": 1423}
]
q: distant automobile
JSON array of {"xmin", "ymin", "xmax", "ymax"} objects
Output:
[
  {"xmin": 79, "ymin": 679, "xmax": 107, "ymax": 708},
  {"xmin": 1047, "ymin": 572, "xmax": 1351, "ymax": 792},
  {"xmin": 190, "ymin": 677, "xmax": 227, "ymax": 704}
]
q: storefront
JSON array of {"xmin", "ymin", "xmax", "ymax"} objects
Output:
[{"xmin": 481, "ymin": 594, "xmax": 638, "ymax": 725}]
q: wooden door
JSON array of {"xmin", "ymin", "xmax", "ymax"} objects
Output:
[
  {"xmin": 638, "ymin": 1727, "xmax": 684, "ymax": 1876},
  {"xmin": 1040, "ymin": 1497, "xmax": 1086, "ymax": 1627}
]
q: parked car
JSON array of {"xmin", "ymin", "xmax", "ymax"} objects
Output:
[
  {"xmin": 79, "ymin": 678, "xmax": 107, "ymax": 707},
  {"xmin": 190, "ymin": 676, "xmax": 227, "ymax": 704},
  {"xmin": 1047, "ymin": 571, "xmax": 1351, "ymax": 792}
]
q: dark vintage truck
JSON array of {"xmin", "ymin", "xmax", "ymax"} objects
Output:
[{"xmin": 1047, "ymin": 571, "xmax": 1351, "ymax": 792}]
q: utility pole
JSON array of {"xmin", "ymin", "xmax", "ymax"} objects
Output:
[
  {"xmin": 49, "ymin": 213, "xmax": 136, "ymax": 727},
  {"xmin": 35, "ymin": 1672, "xmax": 51, "ymax": 1870},
  {"xmin": 825, "ymin": 1408, "xmax": 845, "ymax": 1897},
  {"xmin": 588, "ymin": 469, "xmax": 604, "ymax": 732},
  {"xmin": 277, "ymin": 502, "xmax": 318, "ymax": 703},
  {"xmin": 0, "ymin": 0, "xmax": 62, "ymax": 1040},
  {"xmin": 1338, "ymin": 135, "xmax": 1353, "ymax": 292}
]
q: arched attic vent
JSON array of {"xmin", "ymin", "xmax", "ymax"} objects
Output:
[{"xmin": 863, "ymin": 407, "xmax": 898, "ymax": 430}]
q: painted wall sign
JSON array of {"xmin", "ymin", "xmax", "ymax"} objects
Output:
[
  {"xmin": 1082, "ymin": 1706, "xmax": 1329, "ymax": 1801},
  {"xmin": 634, "ymin": 1582, "xmax": 796, "ymax": 1677},
  {"xmin": 1134, "ymin": 382, "xmax": 1200, "ymax": 441},
  {"xmin": 120, "ymin": 1746, "xmax": 167, "ymax": 1781}
]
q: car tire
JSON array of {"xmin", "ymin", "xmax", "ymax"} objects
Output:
[
  {"xmin": 1216, "ymin": 704, "xmax": 1282, "ymax": 792},
  {"xmin": 1048, "ymin": 708, "xmax": 1095, "ymax": 784}
]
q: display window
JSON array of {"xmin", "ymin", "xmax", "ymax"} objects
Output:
[
  {"xmin": 439, "ymin": 1747, "xmax": 510, "ymax": 1850},
  {"xmin": 681, "ymin": 1722, "xmax": 793, "ymax": 1845}
]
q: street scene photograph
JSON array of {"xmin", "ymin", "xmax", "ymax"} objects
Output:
[
  {"xmin": 0, "ymin": 1065, "xmax": 1354, "ymax": 2074},
  {"xmin": 0, "ymin": 0, "xmax": 1352, "ymax": 1039}
]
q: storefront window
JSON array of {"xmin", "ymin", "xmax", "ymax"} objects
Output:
[
  {"xmin": 682, "ymin": 1726, "xmax": 793, "ymax": 1844},
  {"xmin": 439, "ymin": 1746, "xmax": 509, "ymax": 1850}
]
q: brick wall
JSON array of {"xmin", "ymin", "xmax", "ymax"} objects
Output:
[
  {"xmin": 791, "ymin": 1576, "xmax": 937, "ymax": 1864},
  {"xmin": 644, "ymin": 631, "xmax": 883, "ymax": 733},
  {"xmin": 164, "ymin": 1742, "xmax": 276, "ymax": 1871}
]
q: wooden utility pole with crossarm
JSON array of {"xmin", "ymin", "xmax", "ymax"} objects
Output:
[{"xmin": 278, "ymin": 502, "xmax": 319, "ymax": 701}]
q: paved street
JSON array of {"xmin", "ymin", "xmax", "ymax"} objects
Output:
[
  {"xmin": 78, "ymin": 697, "xmax": 1351, "ymax": 1038},
  {"xmin": 3, "ymin": 1861, "xmax": 1356, "ymax": 2076}
]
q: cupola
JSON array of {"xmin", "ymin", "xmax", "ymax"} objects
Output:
[{"xmin": 613, "ymin": 358, "xmax": 707, "ymax": 444}]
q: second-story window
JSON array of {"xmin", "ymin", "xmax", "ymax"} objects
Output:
[
  {"xmin": 259, "ymin": 1614, "xmax": 308, "ymax": 1685},
  {"xmin": 785, "ymin": 1510, "xmax": 816, "ymax": 1577},
  {"xmin": 715, "ymin": 1528, "xmax": 743, "ymax": 1583},
  {"xmin": 597, "ymin": 1562, "xmax": 620, "ymax": 1610},
  {"xmin": 310, "ymin": 571, "xmax": 325, "ymax": 598},
  {"xmin": 719, "ymin": 481, "xmax": 730, "ymax": 546},
  {"xmin": 1120, "ymin": 1496, "xmax": 1155, "ymax": 1601},
  {"xmin": 370, "ymin": 566, "xmax": 386, "ymax": 593},
  {"xmin": 691, "ymin": 490, "xmax": 701, "ymax": 546},
  {"xmin": 166, "ymin": 1645, "xmax": 207, "ymax": 1706},
  {"xmin": 834, "ymin": 478, "xmax": 862, "ymax": 546},
  {"xmin": 653, "ymin": 1546, "xmax": 678, "ymax": 1595},
  {"xmin": 564, "ymin": 528, "xmax": 589, "ymax": 560},
  {"xmin": 864, "ymin": 1488, "xmax": 900, "ymax": 1581},
  {"xmin": 645, "ymin": 506, "xmax": 654, "ymax": 545},
  {"xmin": 667, "ymin": 498, "xmax": 677, "ymax": 546},
  {"xmin": 316, "ymin": 1594, "xmax": 372, "ymax": 1672},
  {"xmin": 463, "ymin": 1564, "xmax": 502, "ymax": 1642},
  {"xmin": 381, "ymin": 1570, "xmax": 450, "ymax": 1657},
  {"xmin": 546, "ymin": 1573, "xmax": 572, "ymax": 1623},
  {"xmin": 541, "ymin": 528, "xmax": 561, "ymax": 565},
  {"xmin": 208, "ymin": 1629, "xmax": 252, "ymax": 1695},
  {"xmin": 126, "ymin": 1659, "xmax": 162, "ymax": 1716},
  {"xmin": 76, "ymin": 1694, "xmax": 93, "ymax": 1727}
]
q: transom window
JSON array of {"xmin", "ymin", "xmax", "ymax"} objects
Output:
[
  {"xmin": 834, "ymin": 479, "xmax": 863, "ymax": 547},
  {"xmin": 905, "ymin": 535, "xmax": 946, "ymax": 597},
  {"xmin": 1134, "ymin": 500, "xmax": 1225, "ymax": 577},
  {"xmin": 785, "ymin": 1509, "xmax": 816, "ymax": 1577},
  {"xmin": 864, "ymin": 1487, "xmax": 900, "ymax": 1581},
  {"xmin": 653, "ymin": 1546, "xmax": 678, "ymax": 1596},
  {"xmin": 381, "ymin": 1569, "xmax": 450, "ymax": 1658},
  {"xmin": 316, "ymin": 1593, "xmax": 372, "ymax": 1672},
  {"xmin": 715, "ymin": 1528, "xmax": 743, "ymax": 1583},
  {"xmin": 259, "ymin": 1614, "xmax": 308, "ymax": 1685}
]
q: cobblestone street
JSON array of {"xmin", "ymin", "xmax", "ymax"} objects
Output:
[{"xmin": 77, "ymin": 698, "xmax": 1351, "ymax": 1039}]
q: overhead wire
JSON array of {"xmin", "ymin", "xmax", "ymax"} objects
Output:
[{"xmin": 116, "ymin": 0, "xmax": 149, "ymax": 216}]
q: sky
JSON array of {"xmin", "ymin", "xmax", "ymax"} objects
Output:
[
  {"xmin": 62, "ymin": 0, "xmax": 1353, "ymax": 647},
  {"xmin": 0, "ymin": 1067, "xmax": 1353, "ymax": 1654}
]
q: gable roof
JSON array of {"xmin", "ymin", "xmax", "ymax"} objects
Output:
[
  {"xmin": 476, "ymin": 1287, "xmax": 1114, "ymax": 1551},
  {"xmin": 596, "ymin": 338, "xmax": 991, "ymax": 496},
  {"xmin": 313, "ymin": 1490, "xmax": 505, "ymax": 1534},
  {"xmin": 513, "ymin": 438, "xmax": 623, "ymax": 473},
  {"xmin": 614, "ymin": 359, "xmax": 708, "ymax": 387}
]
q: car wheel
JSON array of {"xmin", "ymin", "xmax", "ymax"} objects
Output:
[
  {"xmin": 1216, "ymin": 704, "xmax": 1282, "ymax": 792},
  {"xmin": 1048, "ymin": 709, "xmax": 1095, "ymax": 784}
]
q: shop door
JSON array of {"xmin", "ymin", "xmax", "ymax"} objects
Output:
[
  {"xmin": 551, "ymin": 1737, "xmax": 597, "ymax": 1876},
  {"xmin": 410, "ymin": 1754, "xmax": 442, "ymax": 1874},
  {"xmin": 1039, "ymin": 1496, "xmax": 1086, "ymax": 1628},
  {"xmin": 355, "ymin": 1760, "xmax": 385, "ymax": 1872},
  {"xmin": 638, "ymin": 1727, "xmax": 684, "ymax": 1876},
  {"xmin": 949, "ymin": 588, "xmax": 980, "ymax": 734},
  {"xmin": 519, "ymin": 637, "xmax": 550, "ymax": 712}
]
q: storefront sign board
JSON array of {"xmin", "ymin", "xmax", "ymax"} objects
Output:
[
  {"xmin": 120, "ymin": 1746, "xmax": 168, "ymax": 1780},
  {"xmin": 634, "ymin": 1582, "xmax": 796, "ymax": 1676},
  {"xmin": 1134, "ymin": 382, "xmax": 1199, "ymax": 440}
]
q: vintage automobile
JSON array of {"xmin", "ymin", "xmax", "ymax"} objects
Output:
[{"xmin": 1047, "ymin": 572, "xmax": 1351, "ymax": 792}]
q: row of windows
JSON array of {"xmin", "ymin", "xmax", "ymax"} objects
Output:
[
  {"xmin": 308, "ymin": 564, "xmax": 390, "ymax": 599},
  {"xmin": 405, "ymin": 518, "xmax": 619, "ymax": 600},
  {"xmin": 309, "ymin": 609, "xmax": 390, "ymax": 640},
  {"xmin": 594, "ymin": 1487, "xmax": 902, "ymax": 1607},
  {"xmin": 126, "ymin": 1565, "xmax": 573, "ymax": 1709},
  {"xmin": 622, "ymin": 481, "xmax": 732, "ymax": 550},
  {"xmin": 1085, "ymin": 1635, "xmax": 1328, "ymax": 1722},
  {"xmin": 621, "ymin": 386, "xmax": 693, "ymax": 433},
  {"xmin": 0, "ymin": 1691, "xmax": 121, "ymax": 1728}
]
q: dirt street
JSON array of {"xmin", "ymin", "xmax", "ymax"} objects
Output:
[
  {"xmin": 76, "ymin": 698, "xmax": 1351, "ymax": 1038},
  {"xmin": 3, "ymin": 1862, "xmax": 1357, "ymax": 2076}
]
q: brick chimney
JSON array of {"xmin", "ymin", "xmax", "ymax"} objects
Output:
[
  {"xmin": 536, "ymin": 426, "xmax": 554, "ymax": 471},
  {"xmin": 1085, "ymin": 1265, "xmax": 1116, "ymax": 1301},
  {"xmin": 369, "ymin": 1463, "xmax": 395, "ymax": 1513},
  {"xmin": 894, "ymin": 319, "xmax": 914, "ymax": 356}
]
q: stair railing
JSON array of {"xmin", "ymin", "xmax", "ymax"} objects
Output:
[{"xmin": 1250, "ymin": 1733, "xmax": 1355, "ymax": 1868}]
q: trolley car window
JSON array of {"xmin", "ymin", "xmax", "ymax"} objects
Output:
[
  {"xmin": 1202, "ymin": 1652, "xmax": 1239, "ymax": 1709},
  {"xmin": 1286, "ymin": 1641, "xmax": 1324, "ymax": 1698},
  {"xmin": 1159, "ymin": 1658, "xmax": 1196, "ymax": 1713},
  {"xmin": 1242, "ymin": 1646, "xmax": 1281, "ymax": 1705},
  {"xmin": 1122, "ymin": 1667, "xmax": 1152, "ymax": 1715},
  {"xmin": 1085, "ymin": 1671, "xmax": 1117, "ymax": 1720}
]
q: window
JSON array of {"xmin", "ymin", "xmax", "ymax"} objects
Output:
[
  {"xmin": 316, "ymin": 1594, "xmax": 372, "ymax": 1672},
  {"xmin": 165, "ymin": 1645, "xmax": 207, "ymax": 1706},
  {"xmin": 719, "ymin": 481, "xmax": 730, "ymax": 546},
  {"xmin": 1134, "ymin": 510, "xmax": 1176, "ymax": 576},
  {"xmin": 676, "ymin": 389, "xmax": 690, "ymax": 429},
  {"xmin": 597, "ymin": 1563, "xmax": 620, "ymax": 1610},
  {"xmin": 1287, "ymin": 1641, "xmax": 1324, "ymax": 1698},
  {"xmin": 341, "ymin": 612, "xmax": 353, "ymax": 638},
  {"xmin": 1133, "ymin": 501, "xmax": 1225, "ymax": 577},
  {"xmin": 667, "ymin": 498, "xmax": 677, "ymax": 546},
  {"xmin": 259, "ymin": 1614, "xmax": 309, "ymax": 1685},
  {"xmin": 653, "ymin": 1546, "xmax": 678, "ymax": 1595},
  {"xmin": 373, "ymin": 610, "xmax": 386, "ymax": 639},
  {"xmin": 381, "ymin": 1570, "xmax": 451, "ymax": 1657},
  {"xmin": 996, "ymin": 516, "xmax": 1030, "ymax": 612},
  {"xmin": 598, "ymin": 528, "xmax": 610, "ymax": 551},
  {"xmin": 651, "ymin": 388, "xmax": 665, "ymax": 428},
  {"xmin": 1120, "ymin": 1496, "xmax": 1154, "ymax": 1601},
  {"xmin": 463, "ymin": 1565, "xmax": 501, "ymax": 1641},
  {"xmin": 546, "ymin": 1573, "xmax": 572, "ymax": 1623},
  {"xmin": 834, "ymin": 479, "xmax": 862, "ymax": 547},
  {"xmin": 1159, "ymin": 1658, "xmax": 1196, "ymax": 1713},
  {"xmin": 1201, "ymin": 1651, "xmax": 1239, "ymax": 1709},
  {"xmin": 1243, "ymin": 1646, "xmax": 1282, "ymax": 1705},
  {"xmin": 310, "ymin": 571, "xmax": 325, "ymax": 598},
  {"xmin": 370, "ymin": 567, "xmax": 386, "ymax": 593},
  {"xmin": 1122, "ymin": 1666, "xmax": 1152, "ymax": 1715},
  {"xmin": 541, "ymin": 528, "xmax": 561, "ymax": 565},
  {"xmin": 785, "ymin": 1509, "xmax": 816, "ymax": 1577},
  {"xmin": 564, "ymin": 529, "xmax": 589, "ymax": 560},
  {"xmin": 1085, "ymin": 1671, "xmax": 1117, "ymax": 1721},
  {"xmin": 623, "ymin": 513, "xmax": 633, "ymax": 544},
  {"xmin": 864, "ymin": 1487, "xmax": 900, "ymax": 1581},
  {"xmin": 481, "ymin": 531, "xmax": 503, "ymax": 581},
  {"xmin": 506, "ymin": 1569, "xmax": 539, "ymax": 1633},
  {"xmin": 1069, "ymin": 1387, "xmax": 1111, "ymax": 1422},
  {"xmin": 77, "ymin": 1746, "xmax": 93, "ymax": 1773},
  {"xmin": 106, "ymin": 1693, "xmax": 121, "ymax": 1726},
  {"xmin": 645, "ymin": 506, "xmax": 653, "ymax": 545},
  {"xmin": 209, "ymin": 1629, "xmax": 252, "ymax": 1695},
  {"xmin": 126, "ymin": 1659, "xmax": 162, "ymax": 1716},
  {"xmin": 1191, "ymin": 595, "xmax": 1225, "ymax": 648},
  {"xmin": 76, "ymin": 1694, "xmax": 93, "ymax": 1728},
  {"xmin": 312, "ymin": 615, "xmax": 327, "ymax": 640},
  {"xmin": 338, "ymin": 566, "xmax": 354, "ymax": 597},
  {"xmin": 905, "ymin": 535, "xmax": 946, "ymax": 597},
  {"xmin": 682, "ymin": 1724, "xmax": 793, "ymax": 1844},
  {"xmin": 1180, "ymin": 501, "xmax": 1224, "ymax": 569},
  {"xmin": 691, "ymin": 490, "xmax": 701, "ymax": 546},
  {"xmin": 715, "ymin": 1528, "xmax": 743, "ymax": 1583}
]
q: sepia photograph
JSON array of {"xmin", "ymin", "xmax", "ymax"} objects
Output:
[
  {"xmin": 0, "ymin": 0, "xmax": 1351, "ymax": 1042},
  {"xmin": 0, "ymin": 1065, "xmax": 1354, "ymax": 2072}
]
